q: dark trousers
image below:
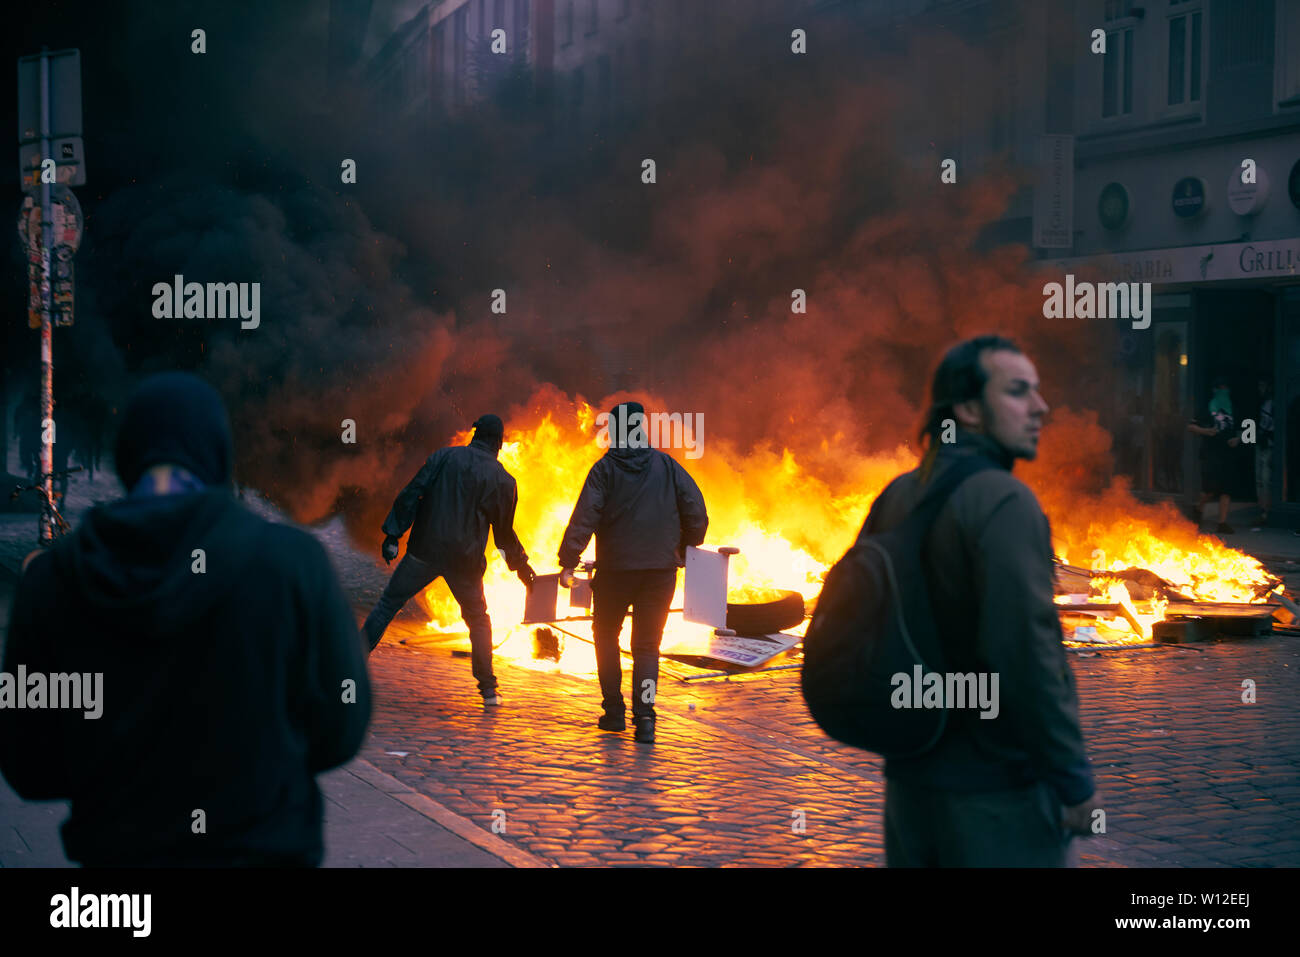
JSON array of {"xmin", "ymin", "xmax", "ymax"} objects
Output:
[
  {"xmin": 590, "ymin": 568, "xmax": 676, "ymax": 720},
  {"xmin": 884, "ymin": 776, "xmax": 1070, "ymax": 867},
  {"xmin": 363, "ymin": 554, "xmax": 497, "ymax": 695}
]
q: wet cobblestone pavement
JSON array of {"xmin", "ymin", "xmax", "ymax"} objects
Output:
[
  {"xmin": 5, "ymin": 472, "xmax": 1299, "ymax": 867},
  {"xmin": 361, "ymin": 625, "xmax": 1300, "ymax": 867}
]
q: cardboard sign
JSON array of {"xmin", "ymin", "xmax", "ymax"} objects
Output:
[
  {"xmin": 523, "ymin": 573, "xmax": 560, "ymax": 624},
  {"xmin": 661, "ymin": 631, "xmax": 800, "ymax": 668},
  {"xmin": 684, "ymin": 546, "xmax": 730, "ymax": 629}
]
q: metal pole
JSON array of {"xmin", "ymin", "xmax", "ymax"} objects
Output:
[{"xmin": 38, "ymin": 49, "xmax": 53, "ymax": 543}]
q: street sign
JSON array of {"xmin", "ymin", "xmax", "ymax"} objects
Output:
[
  {"xmin": 19, "ymin": 137, "xmax": 86, "ymax": 189},
  {"xmin": 17, "ymin": 49, "xmax": 82, "ymax": 143}
]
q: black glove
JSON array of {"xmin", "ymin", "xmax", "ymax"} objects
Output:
[
  {"xmin": 516, "ymin": 562, "xmax": 536, "ymax": 590},
  {"xmin": 382, "ymin": 535, "xmax": 400, "ymax": 564}
]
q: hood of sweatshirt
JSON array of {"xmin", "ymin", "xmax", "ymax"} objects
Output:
[
  {"xmin": 605, "ymin": 445, "xmax": 654, "ymax": 473},
  {"xmin": 50, "ymin": 488, "xmax": 260, "ymax": 634}
]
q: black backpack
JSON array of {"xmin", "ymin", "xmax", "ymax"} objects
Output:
[{"xmin": 801, "ymin": 454, "xmax": 995, "ymax": 757}]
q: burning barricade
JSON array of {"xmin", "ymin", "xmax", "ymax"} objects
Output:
[{"xmin": 402, "ymin": 401, "xmax": 1293, "ymax": 671}]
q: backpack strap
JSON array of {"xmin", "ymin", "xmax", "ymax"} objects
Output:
[{"xmin": 903, "ymin": 453, "xmax": 999, "ymax": 536}]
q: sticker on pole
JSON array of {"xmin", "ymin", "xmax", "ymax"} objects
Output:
[{"xmin": 18, "ymin": 186, "xmax": 83, "ymax": 252}]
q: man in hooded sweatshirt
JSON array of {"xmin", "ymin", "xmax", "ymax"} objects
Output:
[
  {"xmin": 557, "ymin": 401, "xmax": 709, "ymax": 743},
  {"xmin": 363, "ymin": 414, "xmax": 536, "ymax": 705},
  {"xmin": 0, "ymin": 372, "xmax": 371, "ymax": 867}
]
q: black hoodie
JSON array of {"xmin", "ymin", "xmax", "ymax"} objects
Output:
[
  {"xmin": 0, "ymin": 488, "xmax": 371, "ymax": 866},
  {"xmin": 381, "ymin": 438, "xmax": 529, "ymax": 573}
]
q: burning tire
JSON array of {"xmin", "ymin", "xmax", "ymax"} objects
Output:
[{"xmin": 725, "ymin": 590, "xmax": 805, "ymax": 635}]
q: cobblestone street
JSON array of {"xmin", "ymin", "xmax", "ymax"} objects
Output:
[
  {"xmin": 363, "ymin": 620, "xmax": 1300, "ymax": 868},
  {"xmin": 4, "ymin": 473, "xmax": 1300, "ymax": 867}
]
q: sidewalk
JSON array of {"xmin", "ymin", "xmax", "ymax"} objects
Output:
[
  {"xmin": 0, "ymin": 528, "xmax": 533, "ymax": 869},
  {"xmin": 0, "ymin": 754, "xmax": 531, "ymax": 867}
]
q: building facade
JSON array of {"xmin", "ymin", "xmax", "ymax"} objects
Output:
[{"xmin": 1048, "ymin": 0, "xmax": 1300, "ymax": 509}]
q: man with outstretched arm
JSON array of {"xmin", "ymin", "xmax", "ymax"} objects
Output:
[{"xmin": 363, "ymin": 414, "xmax": 535, "ymax": 706}]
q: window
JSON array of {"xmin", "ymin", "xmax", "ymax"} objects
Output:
[
  {"xmin": 1167, "ymin": 5, "xmax": 1202, "ymax": 105},
  {"xmin": 587, "ymin": 0, "xmax": 599, "ymax": 36},
  {"xmin": 990, "ymin": 34, "xmax": 1018, "ymax": 152},
  {"xmin": 1223, "ymin": 0, "xmax": 1271, "ymax": 67},
  {"xmin": 636, "ymin": 37, "xmax": 650, "ymax": 108},
  {"xmin": 514, "ymin": 0, "xmax": 530, "ymax": 50},
  {"xmin": 561, "ymin": 0, "xmax": 574, "ymax": 46},
  {"xmin": 1102, "ymin": 27, "xmax": 1133, "ymax": 116},
  {"xmin": 453, "ymin": 6, "xmax": 467, "ymax": 106},
  {"xmin": 572, "ymin": 65, "xmax": 585, "ymax": 111},
  {"xmin": 432, "ymin": 23, "xmax": 445, "ymax": 105},
  {"xmin": 597, "ymin": 54, "xmax": 611, "ymax": 124},
  {"xmin": 1278, "ymin": 0, "xmax": 1300, "ymax": 105}
]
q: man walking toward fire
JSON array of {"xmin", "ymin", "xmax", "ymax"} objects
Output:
[
  {"xmin": 364, "ymin": 414, "xmax": 536, "ymax": 706},
  {"xmin": 557, "ymin": 401, "xmax": 709, "ymax": 743},
  {"xmin": 864, "ymin": 335, "xmax": 1101, "ymax": 866}
]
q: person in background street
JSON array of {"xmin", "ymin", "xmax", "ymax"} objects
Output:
[
  {"xmin": 557, "ymin": 401, "xmax": 708, "ymax": 743},
  {"xmin": 14, "ymin": 390, "xmax": 40, "ymax": 482},
  {"xmin": 866, "ymin": 335, "xmax": 1100, "ymax": 866},
  {"xmin": 1253, "ymin": 378, "xmax": 1273, "ymax": 531},
  {"xmin": 363, "ymin": 414, "xmax": 535, "ymax": 706},
  {"xmin": 0, "ymin": 372, "xmax": 371, "ymax": 866},
  {"xmin": 1187, "ymin": 375, "xmax": 1240, "ymax": 535}
]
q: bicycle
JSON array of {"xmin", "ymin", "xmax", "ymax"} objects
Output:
[{"xmin": 11, "ymin": 466, "xmax": 84, "ymax": 544}]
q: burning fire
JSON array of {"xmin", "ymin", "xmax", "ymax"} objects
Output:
[{"xmin": 407, "ymin": 398, "xmax": 1276, "ymax": 662}]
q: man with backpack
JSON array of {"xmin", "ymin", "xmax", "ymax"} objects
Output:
[
  {"xmin": 805, "ymin": 335, "xmax": 1100, "ymax": 866},
  {"xmin": 363, "ymin": 414, "xmax": 536, "ymax": 705}
]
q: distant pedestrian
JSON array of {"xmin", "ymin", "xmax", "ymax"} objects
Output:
[
  {"xmin": 0, "ymin": 372, "xmax": 371, "ymax": 866},
  {"xmin": 363, "ymin": 414, "xmax": 536, "ymax": 706},
  {"xmin": 557, "ymin": 401, "xmax": 708, "ymax": 743},
  {"xmin": 1253, "ymin": 378, "xmax": 1273, "ymax": 529},
  {"xmin": 14, "ymin": 390, "xmax": 41, "ymax": 482},
  {"xmin": 1187, "ymin": 375, "xmax": 1241, "ymax": 535},
  {"xmin": 864, "ymin": 336, "xmax": 1100, "ymax": 866}
]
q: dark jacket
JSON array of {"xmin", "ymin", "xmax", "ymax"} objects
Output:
[
  {"xmin": 558, "ymin": 446, "xmax": 708, "ymax": 571},
  {"xmin": 0, "ymin": 488, "xmax": 371, "ymax": 866},
  {"xmin": 865, "ymin": 430, "xmax": 1094, "ymax": 807},
  {"xmin": 382, "ymin": 438, "xmax": 528, "ymax": 574}
]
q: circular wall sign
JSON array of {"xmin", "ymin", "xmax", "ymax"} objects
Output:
[
  {"xmin": 1227, "ymin": 165, "xmax": 1270, "ymax": 216},
  {"xmin": 1172, "ymin": 176, "xmax": 1207, "ymax": 219},
  {"xmin": 1098, "ymin": 182, "xmax": 1130, "ymax": 230}
]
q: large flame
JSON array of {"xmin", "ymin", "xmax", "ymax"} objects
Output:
[{"xmin": 407, "ymin": 399, "xmax": 1275, "ymax": 663}]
